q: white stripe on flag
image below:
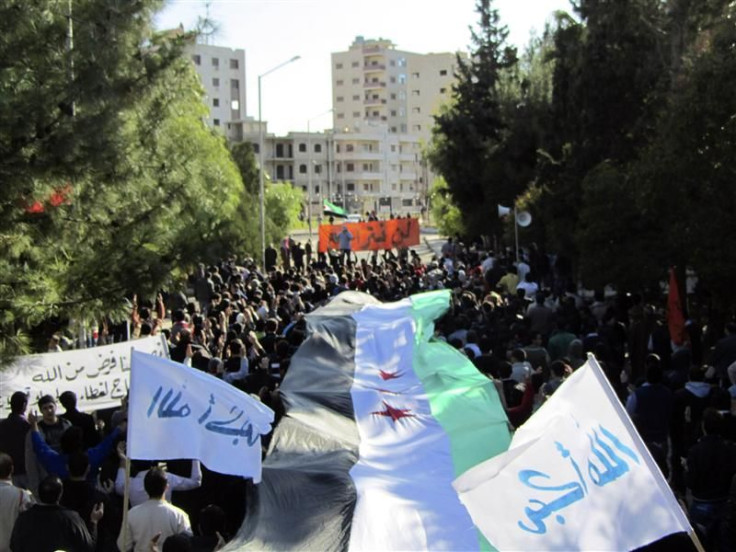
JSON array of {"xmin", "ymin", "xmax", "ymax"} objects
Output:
[
  {"xmin": 454, "ymin": 356, "xmax": 693, "ymax": 551},
  {"xmin": 128, "ymin": 351, "xmax": 274, "ymax": 481},
  {"xmin": 348, "ymin": 300, "xmax": 480, "ymax": 551}
]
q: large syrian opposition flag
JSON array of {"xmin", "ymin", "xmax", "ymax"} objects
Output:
[{"xmin": 232, "ymin": 290, "xmax": 511, "ymax": 551}]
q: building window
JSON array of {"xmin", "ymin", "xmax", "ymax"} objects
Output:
[
  {"xmin": 314, "ymin": 185, "xmax": 320, "ymax": 194},
  {"xmin": 397, "ymin": 57, "xmax": 406, "ymax": 67},
  {"xmin": 346, "ymin": 144, "xmax": 354, "ymax": 152},
  {"xmin": 213, "ymin": 98, "xmax": 220, "ymax": 107},
  {"xmin": 252, "ymin": 143, "xmax": 260, "ymax": 153},
  {"xmin": 230, "ymin": 59, "xmax": 239, "ymax": 69},
  {"xmin": 213, "ymin": 118, "xmax": 220, "ymax": 126},
  {"xmin": 372, "ymin": 110, "xmax": 379, "ymax": 117},
  {"xmin": 398, "ymin": 74, "xmax": 406, "ymax": 84},
  {"xmin": 336, "ymin": 112, "xmax": 345, "ymax": 119},
  {"xmin": 336, "ymin": 63, "xmax": 343, "ymax": 69},
  {"xmin": 440, "ymin": 87, "xmax": 447, "ymax": 94},
  {"xmin": 413, "ymin": 124, "xmax": 422, "ymax": 131},
  {"xmin": 314, "ymin": 143, "xmax": 322, "ymax": 153},
  {"xmin": 231, "ymin": 79, "xmax": 239, "ymax": 89},
  {"xmin": 276, "ymin": 144, "xmax": 284, "ymax": 157},
  {"xmin": 390, "ymin": 60, "xmax": 396, "ymax": 67},
  {"xmin": 390, "ymin": 126, "xmax": 397, "ymax": 133},
  {"xmin": 299, "ymin": 164, "xmax": 307, "ymax": 174},
  {"xmin": 391, "ymin": 145, "xmax": 396, "ymax": 152},
  {"xmin": 231, "ymin": 100, "xmax": 239, "ymax": 110},
  {"xmin": 336, "ymin": 80, "xmax": 344, "ymax": 86},
  {"xmin": 390, "ymin": 110, "xmax": 397, "ymax": 116},
  {"xmin": 392, "ymin": 183, "xmax": 397, "ymax": 191},
  {"xmin": 390, "ymin": 76, "xmax": 396, "ymax": 83},
  {"xmin": 192, "ymin": 54, "xmax": 201, "ymax": 65},
  {"xmin": 412, "ymin": 107, "xmax": 420, "ymax": 113},
  {"xmin": 347, "ymin": 163, "xmax": 354, "ymax": 172},
  {"xmin": 298, "ymin": 143, "xmax": 306, "ymax": 152},
  {"xmin": 314, "ymin": 164, "xmax": 322, "ymax": 174},
  {"xmin": 212, "ymin": 57, "xmax": 219, "ymax": 67},
  {"xmin": 440, "ymin": 69, "xmax": 448, "ymax": 76},
  {"xmin": 411, "ymin": 90, "xmax": 420, "ymax": 96},
  {"xmin": 390, "ymin": 93, "xmax": 397, "ymax": 100},
  {"xmin": 411, "ymin": 72, "xmax": 419, "ymax": 78},
  {"xmin": 276, "ymin": 165, "xmax": 284, "ymax": 179},
  {"xmin": 352, "ymin": 94, "xmax": 360, "ymax": 100},
  {"xmin": 353, "ymin": 111, "xmax": 360, "ymax": 117},
  {"xmin": 352, "ymin": 78, "xmax": 360, "ymax": 84},
  {"xmin": 363, "ymin": 163, "xmax": 370, "ymax": 171},
  {"xmin": 212, "ymin": 77, "xmax": 220, "ymax": 87},
  {"xmin": 364, "ymin": 183, "xmax": 370, "ymax": 191},
  {"xmin": 336, "ymin": 96, "xmax": 344, "ymax": 102}
]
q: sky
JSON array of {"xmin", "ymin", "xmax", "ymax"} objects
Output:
[{"xmin": 156, "ymin": 0, "xmax": 573, "ymax": 136}]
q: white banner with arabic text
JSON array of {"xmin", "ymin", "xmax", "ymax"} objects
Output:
[
  {"xmin": 128, "ymin": 351, "xmax": 274, "ymax": 481},
  {"xmin": 454, "ymin": 356, "xmax": 693, "ymax": 551},
  {"xmin": 0, "ymin": 335, "xmax": 168, "ymax": 418}
]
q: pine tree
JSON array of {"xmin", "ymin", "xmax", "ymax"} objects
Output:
[{"xmin": 429, "ymin": 0, "xmax": 518, "ymax": 237}]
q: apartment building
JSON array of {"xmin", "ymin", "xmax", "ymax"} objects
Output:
[
  {"xmin": 248, "ymin": 122, "xmax": 425, "ymax": 217},
  {"xmin": 331, "ymin": 36, "xmax": 461, "ymax": 145},
  {"xmin": 186, "ymin": 43, "xmax": 247, "ymax": 139}
]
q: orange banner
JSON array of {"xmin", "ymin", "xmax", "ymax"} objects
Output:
[{"xmin": 318, "ymin": 218, "xmax": 420, "ymax": 252}]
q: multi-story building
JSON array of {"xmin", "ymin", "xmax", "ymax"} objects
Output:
[
  {"xmin": 248, "ymin": 121, "xmax": 424, "ymax": 218},
  {"xmin": 331, "ymin": 36, "xmax": 461, "ymax": 145},
  {"xmin": 186, "ymin": 43, "xmax": 247, "ymax": 140}
]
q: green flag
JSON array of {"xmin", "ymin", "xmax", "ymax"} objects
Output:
[{"xmin": 323, "ymin": 199, "xmax": 348, "ymax": 218}]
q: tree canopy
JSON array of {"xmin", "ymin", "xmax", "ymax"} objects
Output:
[
  {"xmin": 429, "ymin": 0, "xmax": 736, "ymax": 311},
  {"xmin": 0, "ymin": 0, "xmax": 261, "ymax": 357}
]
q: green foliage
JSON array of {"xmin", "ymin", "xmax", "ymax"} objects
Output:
[
  {"xmin": 0, "ymin": 0, "xmax": 251, "ymax": 358},
  {"xmin": 429, "ymin": 178, "xmax": 465, "ymax": 237},
  {"xmin": 265, "ymin": 182, "xmax": 304, "ymax": 245},
  {"xmin": 430, "ymin": 0, "xmax": 736, "ymax": 305},
  {"xmin": 428, "ymin": 0, "xmax": 519, "ymax": 237}
]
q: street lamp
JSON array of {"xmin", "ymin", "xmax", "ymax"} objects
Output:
[
  {"xmin": 258, "ymin": 55, "xmax": 300, "ymax": 269},
  {"xmin": 307, "ymin": 108, "xmax": 333, "ymax": 239}
]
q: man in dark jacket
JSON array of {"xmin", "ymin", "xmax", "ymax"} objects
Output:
[{"xmin": 10, "ymin": 475, "xmax": 103, "ymax": 552}]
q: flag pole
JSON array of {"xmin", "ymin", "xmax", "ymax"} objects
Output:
[
  {"xmin": 120, "ymin": 454, "xmax": 131, "ymax": 551},
  {"xmin": 585, "ymin": 354, "xmax": 705, "ymax": 552}
]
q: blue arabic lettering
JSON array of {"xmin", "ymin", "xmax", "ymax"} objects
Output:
[
  {"xmin": 517, "ymin": 470, "xmax": 586, "ymax": 534},
  {"xmin": 555, "ymin": 441, "xmax": 588, "ymax": 495},
  {"xmin": 197, "ymin": 394, "xmax": 216, "ymax": 424},
  {"xmin": 204, "ymin": 405, "xmax": 258, "ymax": 446},
  {"xmin": 587, "ymin": 425, "xmax": 639, "ymax": 487},
  {"xmin": 146, "ymin": 386, "xmax": 192, "ymax": 419}
]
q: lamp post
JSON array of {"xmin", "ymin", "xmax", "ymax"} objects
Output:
[
  {"xmin": 258, "ymin": 55, "xmax": 300, "ymax": 269},
  {"xmin": 306, "ymin": 108, "xmax": 333, "ymax": 239}
]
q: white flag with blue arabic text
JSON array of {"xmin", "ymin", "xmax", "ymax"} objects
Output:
[
  {"xmin": 128, "ymin": 351, "xmax": 274, "ymax": 481},
  {"xmin": 454, "ymin": 356, "xmax": 693, "ymax": 551}
]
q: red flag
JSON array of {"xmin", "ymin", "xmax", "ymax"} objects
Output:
[{"xmin": 667, "ymin": 267, "xmax": 687, "ymax": 346}]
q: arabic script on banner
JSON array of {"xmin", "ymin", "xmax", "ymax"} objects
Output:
[{"xmin": 0, "ymin": 336, "xmax": 169, "ymax": 416}]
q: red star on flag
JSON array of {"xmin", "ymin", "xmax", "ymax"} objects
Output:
[
  {"xmin": 378, "ymin": 369, "xmax": 403, "ymax": 381},
  {"xmin": 371, "ymin": 401, "xmax": 415, "ymax": 423}
]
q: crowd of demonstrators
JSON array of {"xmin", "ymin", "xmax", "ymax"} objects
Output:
[{"xmin": 2, "ymin": 233, "xmax": 736, "ymax": 550}]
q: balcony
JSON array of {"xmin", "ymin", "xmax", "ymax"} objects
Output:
[
  {"xmin": 363, "ymin": 98, "xmax": 387, "ymax": 106},
  {"xmin": 363, "ymin": 81, "xmax": 386, "ymax": 89},
  {"xmin": 363, "ymin": 63, "xmax": 386, "ymax": 71}
]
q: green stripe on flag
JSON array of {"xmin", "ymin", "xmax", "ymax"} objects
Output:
[
  {"xmin": 323, "ymin": 199, "xmax": 348, "ymax": 218},
  {"xmin": 410, "ymin": 290, "xmax": 512, "ymax": 551}
]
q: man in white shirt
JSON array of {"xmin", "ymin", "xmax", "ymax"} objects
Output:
[
  {"xmin": 117, "ymin": 466, "xmax": 192, "ymax": 552},
  {"xmin": 0, "ymin": 453, "xmax": 33, "ymax": 552},
  {"xmin": 114, "ymin": 443, "xmax": 201, "ymax": 507}
]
